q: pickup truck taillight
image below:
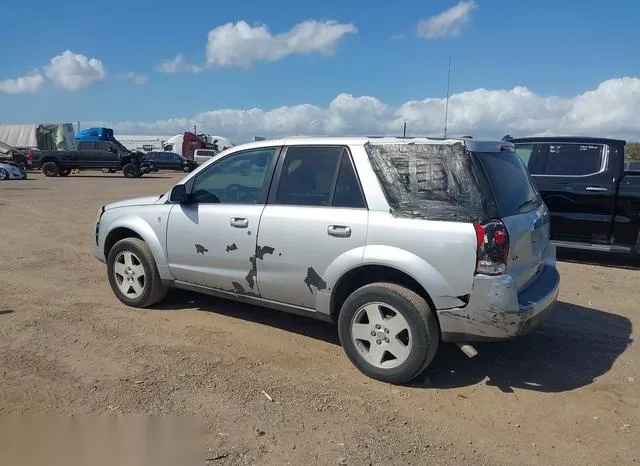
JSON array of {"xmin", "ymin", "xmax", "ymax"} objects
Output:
[{"xmin": 474, "ymin": 220, "xmax": 510, "ymax": 275}]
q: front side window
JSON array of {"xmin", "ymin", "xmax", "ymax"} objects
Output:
[
  {"xmin": 190, "ymin": 147, "xmax": 277, "ymax": 204},
  {"xmin": 544, "ymin": 143, "xmax": 604, "ymax": 176}
]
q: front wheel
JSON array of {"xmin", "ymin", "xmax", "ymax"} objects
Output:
[
  {"xmin": 337, "ymin": 282, "xmax": 440, "ymax": 384},
  {"xmin": 42, "ymin": 161, "xmax": 59, "ymax": 177},
  {"xmin": 122, "ymin": 163, "xmax": 139, "ymax": 178},
  {"xmin": 0, "ymin": 168, "xmax": 8, "ymax": 180},
  {"xmin": 106, "ymin": 238, "xmax": 168, "ymax": 308}
]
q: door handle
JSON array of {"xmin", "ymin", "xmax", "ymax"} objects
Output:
[
  {"xmin": 230, "ymin": 217, "xmax": 249, "ymax": 228},
  {"xmin": 585, "ymin": 186, "xmax": 608, "ymax": 192},
  {"xmin": 328, "ymin": 225, "xmax": 352, "ymax": 238}
]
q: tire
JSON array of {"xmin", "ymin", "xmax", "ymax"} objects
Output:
[
  {"xmin": 122, "ymin": 163, "xmax": 139, "ymax": 178},
  {"xmin": 183, "ymin": 166, "xmax": 191, "ymax": 173},
  {"xmin": 106, "ymin": 237, "xmax": 168, "ymax": 308},
  {"xmin": 59, "ymin": 169, "xmax": 70, "ymax": 176},
  {"xmin": 337, "ymin": 282, "xmax": 440, "ymax": 384},
  {"xmin": 42, "ymin": 161, "xmax": 59, "ymax": 177},
  {"xmin": 0, "ymin": 168, "xmax": 8, "ymax": 180}
]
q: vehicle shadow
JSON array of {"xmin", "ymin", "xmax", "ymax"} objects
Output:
[
  {"xmin": 155, "ymin": 290, "xmax": 340, "ymax": 344},
  {"xmin": 557, "ymin": 248, "xmax": 640, "ymax": 271},
  {"xmin": 156, "ymin": 292, "xmax": 632, "ymax": 393},
  {"xmin": 0, "ymin": 310, "xmax": 14, "ymax": 315},
  {"xmin": 412, "ymin": 301, "xmax": 633, "ymax": 393}
]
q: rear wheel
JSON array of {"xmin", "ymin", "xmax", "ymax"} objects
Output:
[
  {"xmin": 122, "ymin": 163, "xmax": 139, "ymax": 178},
  {"xmin": 42, "ymin": 161, "xmax": 59, "ymax": 177},
  {"xmin": 0, "ymin": 168, "xmax": 8, "ymax": 180},
  {"xmin": 106, "ymin": 238, "xmax": 168, "ymax": 308},
  {"xmin": 337, "ymin": 282, "xmax": 440, "ymax": 384}
]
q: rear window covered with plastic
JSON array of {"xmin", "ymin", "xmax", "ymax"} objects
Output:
[
  {"xmin": 475, "ymin": 150, "xmax": 540, "ymax": 218},
  {"xmin": 365, "ymin": 142, "xmax": 486, "ymax": 222}
]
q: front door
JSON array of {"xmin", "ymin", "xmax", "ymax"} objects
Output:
[
  {"xmin": 165, "ymin": 146, "xmax": 281, "ymax": 294},
  {"xmin": 255, "ymin": 145, "xmax": 369, "ymax": 309}
]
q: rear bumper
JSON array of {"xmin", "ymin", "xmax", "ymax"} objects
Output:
[{"xmin": 437, "ymin": 260, "xmax": 560, "ymax": 343}]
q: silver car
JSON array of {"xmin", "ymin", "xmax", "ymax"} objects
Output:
[
  {"xmin": 0, "ymin": 161, "xmax": 27, "ymax": 180},
  {"xmin": 93, "ymin": 137, "xmax": 560, "ymax": 384}
]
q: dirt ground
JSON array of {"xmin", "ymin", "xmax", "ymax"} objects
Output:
[{"xmin": 0, "ymin": 171, "xmax": 638, "ymax": 465}]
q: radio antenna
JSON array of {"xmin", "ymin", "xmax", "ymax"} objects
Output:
[{"xmin": 443, "ymin": 57, "xmax": 451, "ymax": 138}]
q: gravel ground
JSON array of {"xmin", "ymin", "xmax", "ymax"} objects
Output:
[{"xmin": 0, "ymin": 171, "xmax": 638, "ymax": 465}]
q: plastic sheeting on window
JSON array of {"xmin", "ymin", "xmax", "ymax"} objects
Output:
[{"xmin": 365, "ymin": 142, "xmax": 485, "ymax": 222}]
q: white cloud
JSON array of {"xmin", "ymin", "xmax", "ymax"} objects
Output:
[
  {"xmin": 205, "ymin": 20, "xmax": 357, "ymax": 68},
  {"xmin": 44, "ymin": 50, "xmax": 106, "ymax": 90},
  {"xmin": 417, "ymin": 1, "xmax": 477, "ymax": 39},
  {"xmin": 0, "ymin": 70, "xmax": 46, "ymax": 94},
  {"xmin": 89, "ymin": 77, "xmax": 640, "ymax": 142},
  {"xmin": 156, "ymin": 54, "xmax": 204, "ymax": 74},
  {"xmin": 124, "ymin": 72, "xmax": 148, "ymax": 85}
]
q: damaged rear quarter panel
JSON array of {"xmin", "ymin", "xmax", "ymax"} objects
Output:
[
  {"xmin": 364, "ymin": 212, "xmax": 478, "ymax": 309},
  {"xmin": 349, "ymin": 141, "xmax": 483, "ymax": 308}
]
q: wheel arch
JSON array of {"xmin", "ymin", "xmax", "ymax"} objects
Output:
[
  {"xmin": 330, "ymin": 264, "xmax": 438, "ymax": 323},
  {"xmin": 101, "ymin": 217, "xmax": 172, "ymax": 280}
]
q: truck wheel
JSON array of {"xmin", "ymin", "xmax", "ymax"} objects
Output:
[
  {"xmin": 106, "ymin": 238, "xmax": 168, "ymax": 308},
  {"xmin": 122, "ymin": 163, "xmax": 139, "ymax": 178},
  {"xmin": 59, "ymin": 169, "xmax": 70, "ymax": 177},
  {"xmin": 337, "ymin": 282, "xmax": 440, "ymax": 384},
  {"xmin": 42, "ymin": 162, "xmax": 59, "ymax": 177}
]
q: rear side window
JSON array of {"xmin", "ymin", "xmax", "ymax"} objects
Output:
[
  {"xmin": 274, "ymin": 146, "xmax": 365, "ymax": 208},
  {"xmin": 365, "ymin": 142, "xmax": 485, "ymax": 222},
  {"xmin": 544, "ymin": 143, "xmax": 604, "ymax": 176},
  {"xmin": 476, "ymin": 151, "xmax": 540, "ymax": 218},
  {"xmin": 514, "ymin": 144, "xmax": 533, "ymax": 167}
]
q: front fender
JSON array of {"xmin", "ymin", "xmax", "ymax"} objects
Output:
[{"xmin": 97, "ymin": 210, "xmax": 174, "ymax": 281}]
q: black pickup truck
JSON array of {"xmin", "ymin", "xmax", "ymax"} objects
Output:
[
  {"xmin": 511, "ymin": 136, "xmax": 640, "ymax": 256},
  {"xmin": 33, "ymin": 140, "xmax": 153, "ymax": 178}
]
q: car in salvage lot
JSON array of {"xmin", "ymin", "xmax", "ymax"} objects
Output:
[
  {"xmin": 92, "ymin": 136, "xmax": 560, "ymax": 384},
  {"xmin": 0, "ymin": 161, "xmax": 27, "ymax": 180}
]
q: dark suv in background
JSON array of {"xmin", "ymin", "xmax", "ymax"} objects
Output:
[{"xmin": 143, "ymin": 152, "xmax": 198, "ymax": 173}]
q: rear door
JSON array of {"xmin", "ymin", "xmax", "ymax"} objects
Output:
[
  {"xmin": 255, "ymin": 145, "xmax": 369, "ymax": 309},
  {"xmin": 475, "ymin": 150, "xmax": 551, "ymax": 290},
  {"xmin": 532, "ymin": 142, "xmax": 615, "ymax": 243}
]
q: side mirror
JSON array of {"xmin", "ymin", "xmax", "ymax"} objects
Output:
[{"xmin": 169, "ymin": 184, "xmax": 190, "ymax": 203}]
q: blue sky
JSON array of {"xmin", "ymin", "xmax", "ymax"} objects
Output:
[{"xmin": 1, "ymin": 0, "xmax": 640, "ymax": 140}]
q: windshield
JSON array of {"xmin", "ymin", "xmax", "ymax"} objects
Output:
[{"xmin": 475, "ymin": 151, "xmax": 540, "ymax": 218}]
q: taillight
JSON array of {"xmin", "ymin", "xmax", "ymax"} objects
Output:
[
  {"xmin": 26, "ymin": 151, "xmax": 33, "ymax": 160},
  {"xmin": 474, "ymin": 219, "xmax": 510, "ymax": 275}
]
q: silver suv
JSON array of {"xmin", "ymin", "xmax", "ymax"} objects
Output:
[{"xmin": 93, "ymin": 137, "xmax": 560, "ymax": 384}]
